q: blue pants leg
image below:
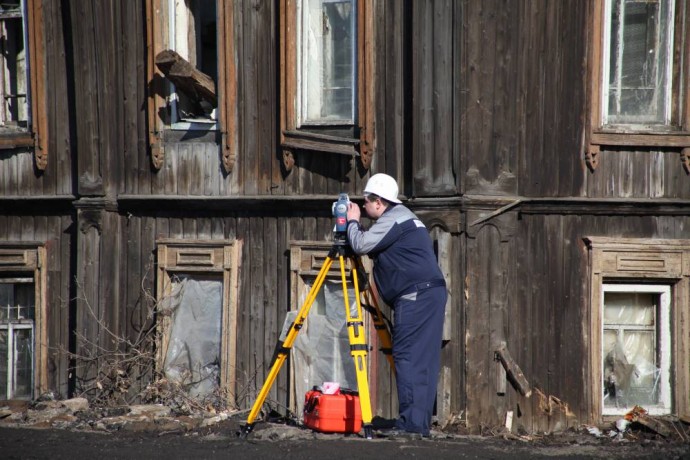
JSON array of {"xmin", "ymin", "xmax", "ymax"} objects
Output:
[{"xmin": 392, "ymin": 286, "xmax": 447, "ymax": 435}]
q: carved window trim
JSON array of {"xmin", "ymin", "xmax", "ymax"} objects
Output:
[
  {"xmin": 155, "ymin": 239, "xmax": 241, "ymax": 399},
  {"xmin": 146, "ymin": 0, "xmax": 238, "ymax": 173},
  {"xmin": 584, "ymin": 237, "xmax": 690, "ymax": 421},
  {"xmin": 280, "ymin": 0, "xmax": 376, "ymax": 170},
  {"xmin": 585, "ymin": 0, "xmax": 690, "ymax": 172}
]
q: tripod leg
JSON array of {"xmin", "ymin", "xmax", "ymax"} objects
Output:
[
  {"xmin": 362, "ymin": 289, "xmax": 395, "ymax": 375},
  {"xmin": 239, "ymin": 256, "xmax": 334, "ymax": 438},
  {"xmin": 352, "ymin": 256, "xmax": 395, "ymax": 374},
  {"xmin": 341, "ymin": 255, "xmax": 374, "ymax": 439}
]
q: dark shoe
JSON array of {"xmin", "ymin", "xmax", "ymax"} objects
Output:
[{"xmin": 371, "ymin": 416, "xmax": 397, "ymax": 430}]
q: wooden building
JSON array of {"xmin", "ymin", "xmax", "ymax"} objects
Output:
[{"xmin": 1, "ymin": 0, "xmax": 690, "ymax": 434}]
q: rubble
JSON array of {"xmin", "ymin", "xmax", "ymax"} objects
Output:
[{"xmin": 0, "ymin": 397, "xmax": 242, "ymax": 434}]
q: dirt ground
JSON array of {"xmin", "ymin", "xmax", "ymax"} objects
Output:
[{"xmin": 2, "ymin": 410, "xmax": 690, "ymax": 460}]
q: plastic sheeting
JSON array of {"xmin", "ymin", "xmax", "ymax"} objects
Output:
[
  {"xmin": 290, "ymin": 280, "xmax": 359, "ymax": 416},
  {"xmin": 162, "ymin": 276, "xmax": 222, "ymax": 398}
]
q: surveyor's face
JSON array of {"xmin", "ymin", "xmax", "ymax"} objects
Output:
[{"xmin": 363, "ymin": 196, "xmax": 386, "ymax": 219}]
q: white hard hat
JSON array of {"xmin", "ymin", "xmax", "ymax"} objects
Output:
[{"xmin": 364, "ymin": 173, "xmax": 401, "ymax": 204}]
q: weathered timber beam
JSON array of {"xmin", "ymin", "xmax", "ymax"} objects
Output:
[
  {"xmin": 155, "ymin": 49, "xmax": 217, "ymax": 107},
  {"xmin": 495, "ymin": 342, "xmax": 532, "ymax": 398}
]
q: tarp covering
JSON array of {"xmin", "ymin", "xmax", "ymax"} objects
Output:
[
  {"xmin": 162, "ymin": 277, "xmax": 222, "ymax": 398},
  {"xmin": 290, "ymin": 280, "xmax": 358, "ymax": 416}
]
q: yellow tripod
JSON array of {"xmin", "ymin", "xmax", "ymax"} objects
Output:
[{"xmin": 239, "ymin": 238, "xmax": 393, "ymax": 439}]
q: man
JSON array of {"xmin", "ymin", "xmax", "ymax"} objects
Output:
[{"xmin": 346, "ymin": 173, "xmax": 447, "ymax": 437}]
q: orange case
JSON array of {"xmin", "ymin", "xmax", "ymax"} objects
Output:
[{"xmin": 303, "ymin": 390, "xmax": 362, "ymax": 434}]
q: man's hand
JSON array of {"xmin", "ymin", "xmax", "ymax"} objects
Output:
[{"xmin": 347, "ymin": 201, "xmax": 361, "ymax": 222}]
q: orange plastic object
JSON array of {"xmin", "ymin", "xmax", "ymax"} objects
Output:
[{"xmin": 303, "ymin": 390, "xmax": 362, "ymax": 434}]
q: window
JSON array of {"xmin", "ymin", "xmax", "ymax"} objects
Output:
[
  {"xmin": 280, "ymin": 0, "xmax": 375, "ymax": 169},
  {"xmin": 288, "ymin": 241, "xmax": 369, "ymax": 415},
  {"xmin": 156, "ymin": 240, "xmax": 241, "ymax": 400},
  {"xmin": 0, "ymin": 278, "xmax": 34, "ymax": 400},
  {"xmin": 585, "ymin": 0, "xmax": 690, "ymax": 171},
  {"xmin": 585, "ymin": 237, "xmax": 690, "ymax": 421},
  {"xmin": 147, "ymin": 0, "xmax": 237, "ymax": 172},
  {"xmin": 0, "ymin": 0, "xmax": 48, "ymax": 169},
  {"xmin": 602, "ymin": 284, "xmax": 671, "ymax": 415},
  {"xmin": 0, "ymin": 244, "xmax": 47, "ymax": 401},
  {"xmin": 299, "ymin": 0, "xmax": 356, "ymax": 125}
]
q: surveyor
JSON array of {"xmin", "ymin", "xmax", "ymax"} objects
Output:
[{"xmin": 346, "ymin": 173, "xmax": 447, "ymax": 437}]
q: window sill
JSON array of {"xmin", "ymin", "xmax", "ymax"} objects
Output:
[
  {"xmin": 591, "ymin": 131, "xmax": 690, "ymax": 148},
  {"xmin": 0, "ymin": 132, "xmax": 33, "ymax": 149},
  {"xmin": 281, "ymin": 129, "xmax": 359, "ymax": 156}
]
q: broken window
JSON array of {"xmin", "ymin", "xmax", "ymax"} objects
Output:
[
  {"xmin": 155, "ymin": 240, "xmax": 241, "ymax": 401},
  {"xmin": 0, "ymin": 277, "xmax": 34, "ymax": 400},
  {"xmin": 299, "ymin": 0, "xmax": 356, "ymax": 125},
  {"xmin": 147, "ymin": 0, "xmax": 237, "ymax": 171},
  {"xmin": 602, "ymin": 0, "xmax": 673, "ymax": 126},
  {"xmin": 584, "ymin": 1, "xmax": 690, "ymax": 171},
  {"xmin": 602, "ymin": 284, "xmax": 671, "ymax": 415},
  {"xmin": 164, "ymin": 0, "xmax": 218, "ymax": 126}
]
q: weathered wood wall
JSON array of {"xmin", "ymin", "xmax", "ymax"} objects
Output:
[{"xmin": 1, "ymin": 0, "xmax": 689, "ymax": 434}]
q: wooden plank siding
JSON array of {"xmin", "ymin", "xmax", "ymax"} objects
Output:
[{"xmin": 4, "ymin": 0, "xmax": 690, "ymax": 435}]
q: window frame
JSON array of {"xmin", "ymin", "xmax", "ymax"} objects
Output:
[
  {"xmin": 155, "ymin": 239, "xmax": 241, "ymax": 400},
  {"xmin": 585, "ymin": 0, "xmax": 690, "ymax": 171},
  {"xmin": 280, "ymin": 0, "xmax": 376, "ymax": 169},
  {"xmin": 584, "ymin": 237, "xmax": 690, "ymax": 422},
  {"xmin": 0, "ymin": 0, "xmax": 48, "ymax": 170},
  {"xmin": 0, "ymin": 243, "xmax": 48, "ymax": 400},
  {"xmin": 146, "ymin": 0, "xmax": 238, "ymax": 173}
]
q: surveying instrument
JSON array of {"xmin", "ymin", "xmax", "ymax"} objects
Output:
[{"xmin": 239, "ymin": 193, "xmax": 394, "ymax": 439}]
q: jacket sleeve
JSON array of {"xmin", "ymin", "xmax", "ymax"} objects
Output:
[{"xmin": 346, "ymin": 215, "xmax": 399, "ymax": 255}]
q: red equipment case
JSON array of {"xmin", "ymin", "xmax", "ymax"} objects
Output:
[{"xmin": 302, "ymin": 389, "xmax": 362, "ymax": 434}]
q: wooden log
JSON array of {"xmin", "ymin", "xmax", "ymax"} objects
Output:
[
  {"xmin": 155, "ymin": 49, "xmax": 217, "ymax": 107},
  {"xmin": 495, "ymin": 342, "xmax": 532, "ymax": 398}
]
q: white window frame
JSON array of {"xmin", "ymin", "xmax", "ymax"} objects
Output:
[
  {"xmin": 297, "ymin": 0, "xmax": 357, "ymax": 126},
  {"xmin": 601, "ymin": 283, "xmax": 671, "ymax": 416},
  {"xmin": 1, "ymin": 321, "xmax": 34, "ymax": 400},
  {"xmin": 601, "ymin": 0, "xmax": 675, "ymax": 128}
]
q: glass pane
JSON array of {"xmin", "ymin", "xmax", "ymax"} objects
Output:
[
  {"xmin": 603, "ymin": 292, "xmax": 655, "ymax": 325},
  {"xmin": 606, "ymin": 0, "xmax": 672, "ymax": 125},
  {"xmin": 0, "ymin": 0, "xmax": 28, "ymax": 129},
  {"xmin": 13, "ymin": 327, "xmax": 32, "ymax": 399},
  {"xmin": 0, "ymin": 285, "xmax": 10, "ymax": 320},
  {"xmin": 0, "ymin": 329, "xmax": 7, "ymax": 398},
  {"xmin": 15, "ymin": 283, "xmax": 35, "ymax": 321},
  {"xmin": 303, "ymin": 0, "xmax": 355, "ymax": 123}
]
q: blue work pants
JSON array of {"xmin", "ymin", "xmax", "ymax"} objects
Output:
[{"xmin": 392, "ymin": 285, "xmax": 447, "ymax": 436}]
